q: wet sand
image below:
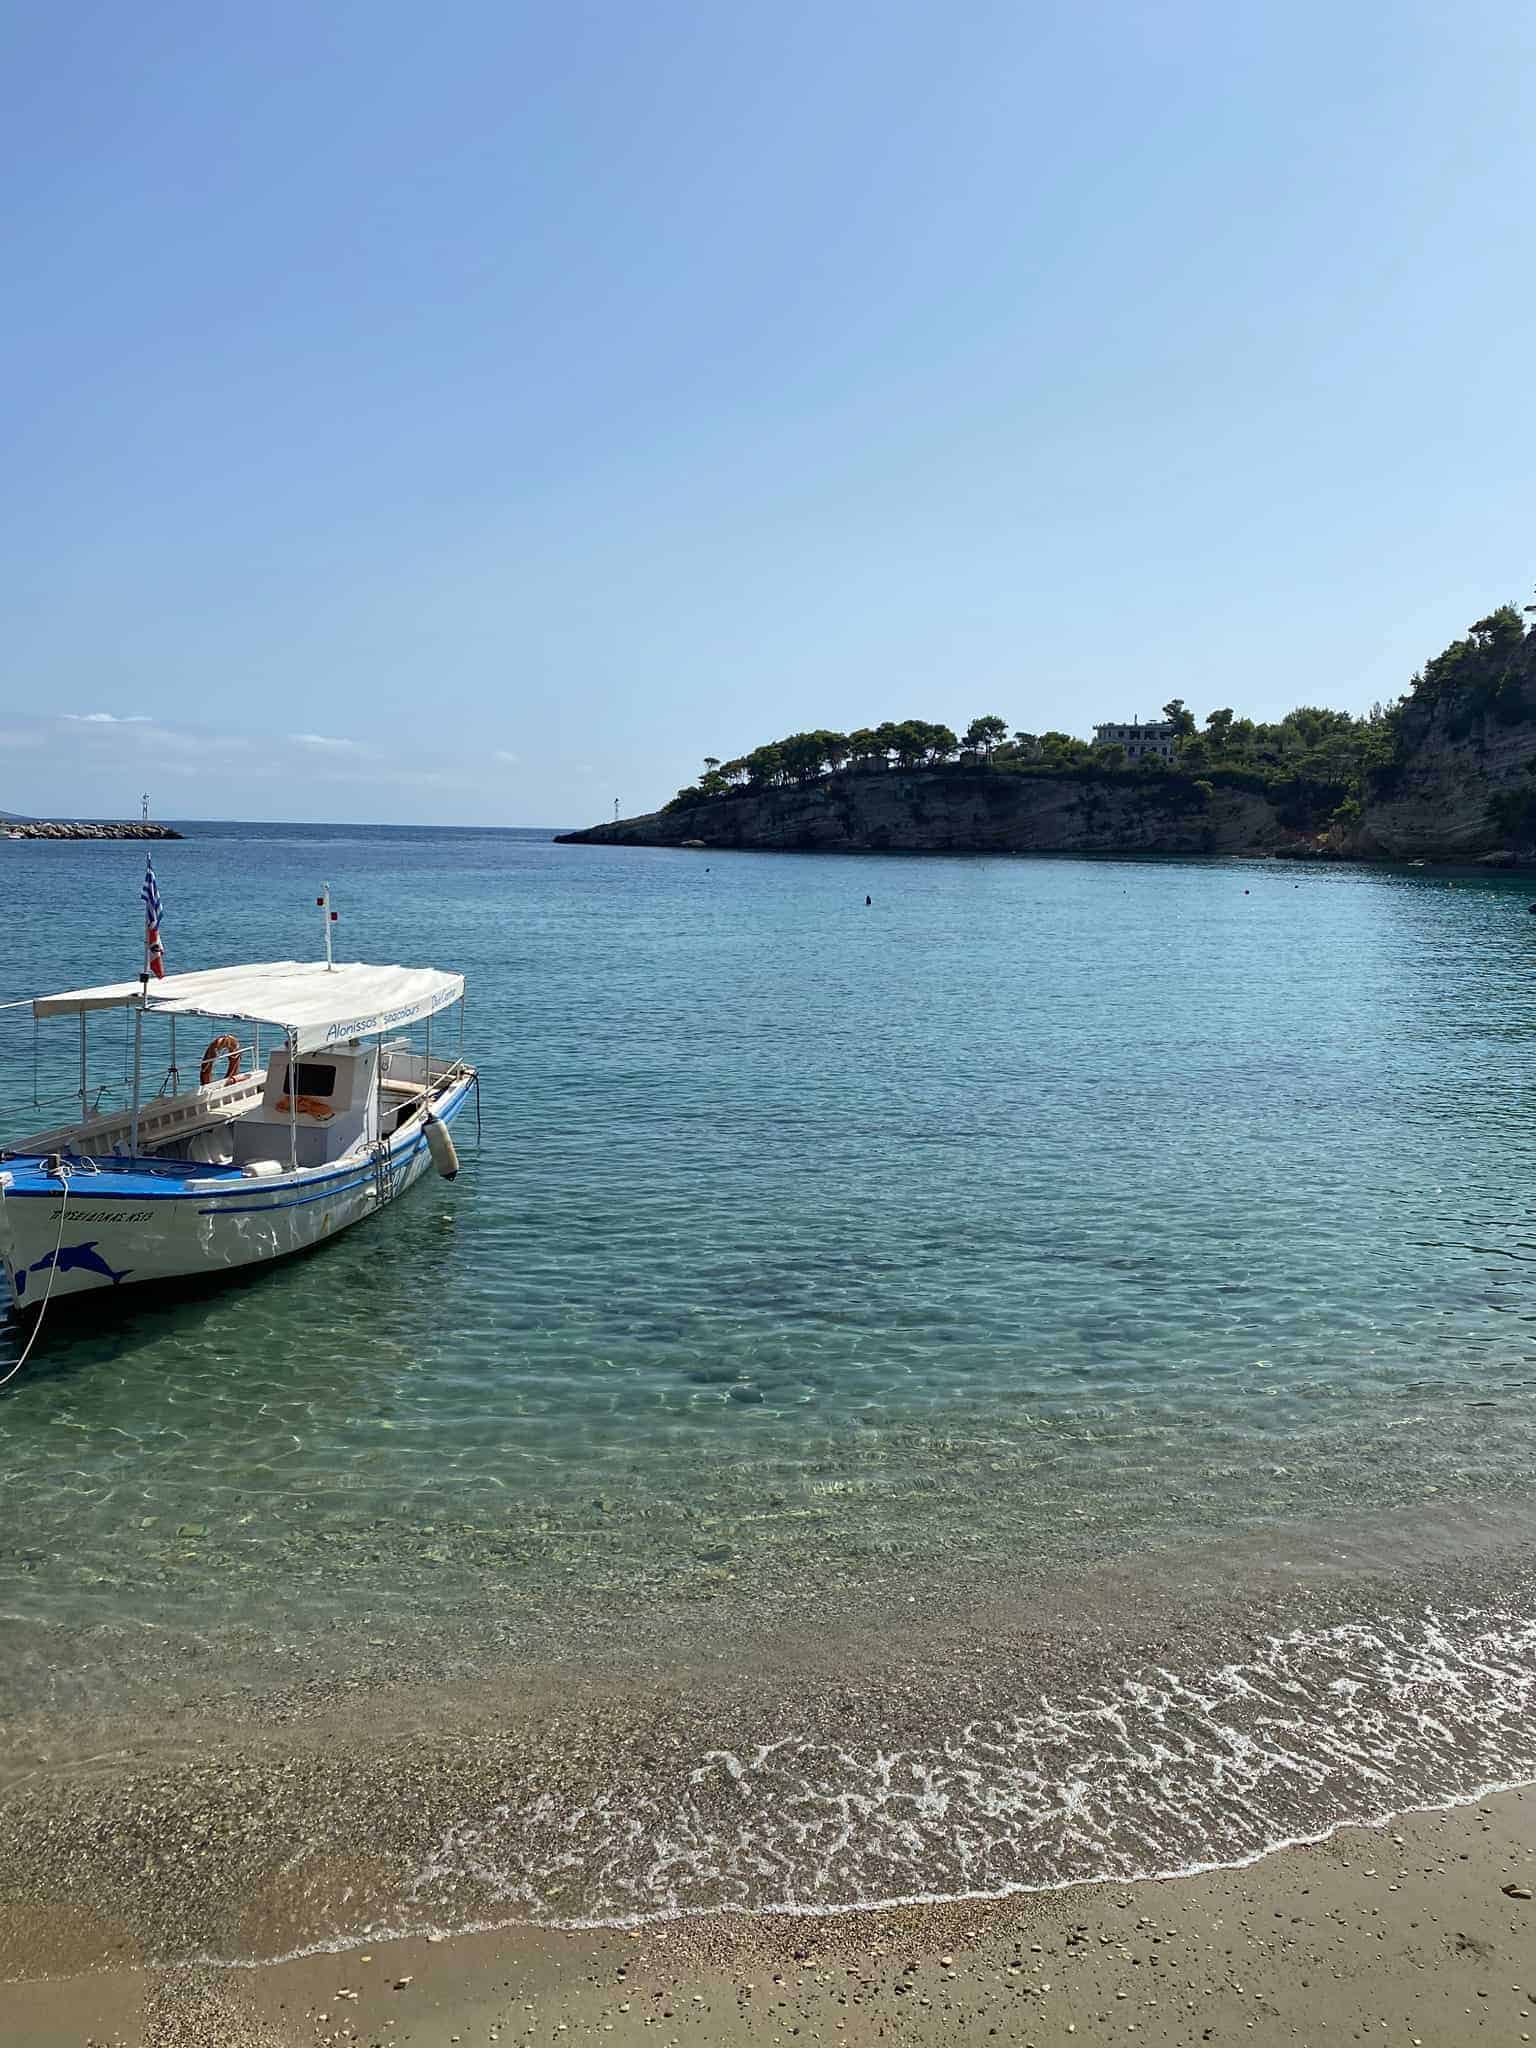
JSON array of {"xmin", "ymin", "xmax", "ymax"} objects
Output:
[
  {"xmin": 9, "ymin": 1525, "xmax": 1536, "ymax": 2042},
  {"xmin": 10, "ymin": 1786, "xmax": 1536, "ymax": 2046}
]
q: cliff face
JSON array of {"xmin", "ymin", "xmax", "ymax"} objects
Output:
[
  {"xmin": 557, "ymin": 768, "xmax": 1302, "ymax": 856},
  {"xmin": 1354, "ymin": 657, "xmax": 1536, "ymax": 859}
]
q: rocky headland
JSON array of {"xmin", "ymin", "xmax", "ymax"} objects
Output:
[
  {"xmin": 559, "ymin": 603, "xmax": 1536, "ymax": 863},
  {"xmin": 561, "ymin": 764, "xmax": 1298, "ymax": 857}
]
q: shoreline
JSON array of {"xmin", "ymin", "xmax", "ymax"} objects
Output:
[
  {"xmin": 553, "ymin": 832, "xmax": 1536, "ymax": 873},
  {"xmin": 10, "ymin": 1785, "xmax": 1536, "ymax": 2044},
  {"xmin": 8, "ymin": 1513, "xmax": 1536, "ymax": 1987}
]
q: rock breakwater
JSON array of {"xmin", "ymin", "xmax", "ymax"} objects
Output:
[{"xmin": 5, "ymin": 820, "xmax": 183, "ymax": 840}]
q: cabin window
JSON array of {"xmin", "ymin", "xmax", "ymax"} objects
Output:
[{"xmin": 276, "ymin": 1060, "xmax": 340, "ymax": 1099}]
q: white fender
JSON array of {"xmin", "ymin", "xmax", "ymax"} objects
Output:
[{"xmin": 424, "ymin": 1113, "xmax": 459, "ymax": 1180}]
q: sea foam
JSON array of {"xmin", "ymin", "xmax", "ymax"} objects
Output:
[{"xmin": 407, "ymin": 1603, "xmax": 1536, "ymax": 1929}]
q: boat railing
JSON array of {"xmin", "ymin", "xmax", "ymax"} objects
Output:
[
  {"xmin": 7, "ymin": 1029, "xmax": 468, "ymax": 1159},
  {"xmin": 11, "ymin": 1079, "xmax": 126, "ymax": 1125},
  {"xmin": 154, "ymin": 1035, "xmax": 265, "ymax": 1097},
  {"xmin": 3, "ymin": 1014, "xmax": 267, "ymax": 1130},
  {"xmin": 381, "ymin": 1046, "xmax": 472, "ymax": 1090},
  {"xmin": 10, "ymin": 1054, "xmax": 269, "ymax": 1159}
]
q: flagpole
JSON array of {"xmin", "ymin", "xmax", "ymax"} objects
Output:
[{"xmin": 130, "ymin": 855, "xmax": 155, "ymax": 1156}]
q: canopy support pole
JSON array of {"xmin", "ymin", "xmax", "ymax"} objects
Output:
[
  {"xmin": 129, "ymin": 1006, "xmax": 144, "ymax": 1155},
  {"xmin": 79, "ymin": 1015, "xmax": 88, "ymax": 1121},
  {"xmin": 130, "ymin": 919, "xmax": 151, "ymax": 1154},
  {"xmin": 287, "ymin": 1032, "xmax": 299, "ymax": 1172}
]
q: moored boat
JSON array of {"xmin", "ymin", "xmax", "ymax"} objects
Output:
[{"xmin": 1, "ymin": 954, "xmax": 476, "ymax": 1314}]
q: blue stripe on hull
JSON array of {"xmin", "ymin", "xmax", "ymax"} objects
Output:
[
  {"xmin": 0, "ymin": 1078, "xmax": 473, "ymax": 1210},
  {"xmin": 204, "ymin": 1170, "xmax": 376, "ymax": 1216}
]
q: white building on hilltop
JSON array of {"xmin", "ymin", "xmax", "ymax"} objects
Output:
[{"xmin": 1092, "ymin": 718, "xmax": 1178, "ymax": 762}]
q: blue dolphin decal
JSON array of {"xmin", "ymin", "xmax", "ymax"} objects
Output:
[{"xmin": 16, "ymin": 1241, "xmax": 133, "ymax": 1298}]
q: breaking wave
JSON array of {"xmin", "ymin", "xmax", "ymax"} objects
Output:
[{"xmin": 409, "ymin": 1604, "xmax": 1536, "ymax": 1928}]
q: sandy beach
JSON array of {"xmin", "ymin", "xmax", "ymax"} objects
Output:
[
  {"xmin": 8, "ymin": 1785, "xmax": 1536, "ymax": 2047},
  {"xmin": 7, "ymin": 1524, "xmax": 1536, "ymax": 2047}
]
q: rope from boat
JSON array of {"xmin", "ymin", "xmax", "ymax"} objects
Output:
[{"xmin": 0, "ymin": 1161, "xmax": 71, "ymax": 1390}]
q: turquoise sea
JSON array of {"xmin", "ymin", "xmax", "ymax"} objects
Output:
[{"xmin": 6, "ymin": 824, "xmax": 1536, "ymax": 1957}]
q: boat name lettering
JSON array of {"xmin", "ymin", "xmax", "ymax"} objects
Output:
[{"xmin": 51, "ymin": 1209, "xmax": 154, "ymax": 1224}]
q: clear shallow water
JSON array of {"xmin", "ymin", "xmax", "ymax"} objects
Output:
[
  {"xmin": 7, "ymin": 827, "xmax": 1536, "ymax": 1951},
  {"xmin": 6, "ymin": 829, "xmax": 1536, "ymax": 1634}
]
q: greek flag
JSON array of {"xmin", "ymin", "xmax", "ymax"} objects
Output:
[{"xmin": 142, "ymin": 855, "xmax": 165, "ymax": 980}]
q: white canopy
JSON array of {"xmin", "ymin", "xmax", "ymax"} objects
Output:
[{"xmin": 33, "ymin": 960, "xmax": 464, "ymax": 1056}]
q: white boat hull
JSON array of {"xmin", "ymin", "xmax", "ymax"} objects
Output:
[{"xmin": 0, "ymin": 1075, "xmax": 475, "ymax": 1311}]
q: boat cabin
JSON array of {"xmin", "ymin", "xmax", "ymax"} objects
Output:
[
  {"xmin": 7, "ymin": 961, "xmax": 466, "ymax": 1180},
  {"xmin": 174, "ymin": 1041, "xmax": 380, "ymax": 1173}
]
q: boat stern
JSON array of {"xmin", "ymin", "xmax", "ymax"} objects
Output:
[{"xmin": 0, "ymin": 1159, "xmax": 146, "ymax": 1308}]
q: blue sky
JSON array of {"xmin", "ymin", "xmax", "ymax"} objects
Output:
[{"xmin": 2, "ymin": 0, "xmax": 1532, "ymax": 825}]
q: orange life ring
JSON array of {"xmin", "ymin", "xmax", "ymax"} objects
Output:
[
  {"xmin": 199, "ymin": 1035, "xmax": 244, "ymax": 1087},
  {"xmin": 275, "ymin": 1094, "xmax": 334, "ymax": 1122}
]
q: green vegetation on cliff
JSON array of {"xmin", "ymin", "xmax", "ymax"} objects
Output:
[
  {"xmin": 666, "ymin": 701, "xmax": 1394, "ymax": 835},
  {"xmin": 664, "ymin": 600, "xmax": 1535, "ymax": 841},
  {"xmin": 1401, "ymin": 602, "xmax": 1532, "ymax": 727}
]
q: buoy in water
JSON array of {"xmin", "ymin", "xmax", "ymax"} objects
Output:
[{"xmin": 424, "ymin": 1113, "xmax": 459, "ymax": 1180}]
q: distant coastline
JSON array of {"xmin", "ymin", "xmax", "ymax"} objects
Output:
[{"xmin": 560, "ymin": 599, "xmax": 1536, "ymax": 863}]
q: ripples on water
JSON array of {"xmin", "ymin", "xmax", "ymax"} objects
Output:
[
  {"xmin": 6, "ymin": 832, "xmax": 1536, "ymax": 1634},
  {"xmin": 6, "ymin": 829, "xmax": 1536, "ymax": 1936}
]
